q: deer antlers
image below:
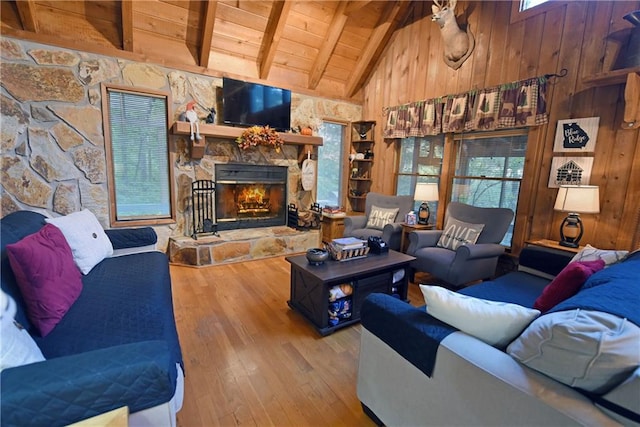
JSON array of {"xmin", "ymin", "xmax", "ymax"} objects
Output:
[{"xmin": 431, "ymin": 0, "xmax": 474, "ymax": 70}]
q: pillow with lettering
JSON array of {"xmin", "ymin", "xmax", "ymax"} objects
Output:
[
  {"xmin": 366, "ymin": 206, "xmax": 399, "ymax": 230},
  {"xmin": 437, "ymin": 217, "xmax": 485, "ymax": 251}
]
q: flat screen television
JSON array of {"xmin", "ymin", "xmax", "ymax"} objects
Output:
[{"xmin": 222, "ymin": 77, "xmax": 291, "ymax": 131}]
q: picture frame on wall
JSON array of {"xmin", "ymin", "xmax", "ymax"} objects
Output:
[
  {"xmin": 553, "ymin": 116, "xmax": 600, "ymax": 153},
  {"xmin": 548, "ymin": 156, "xmax": 594, "ymax": 188}
]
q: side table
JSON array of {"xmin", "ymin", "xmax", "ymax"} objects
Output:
[
  {"xmin": 526, "ymin": 238, "xmax": 584, "ymax": 255},
  {"xmin": 400, "ymin": 222, "xmax": 434, "ymax": 253},
  {"xmin": 321, "ymin": 213, "xmax": 346, "ymax": 243}
]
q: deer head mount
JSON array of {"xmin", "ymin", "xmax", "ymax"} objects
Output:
[{"xmin": 432, "ymin": 0, "xmax": 475, "ymax": 70}]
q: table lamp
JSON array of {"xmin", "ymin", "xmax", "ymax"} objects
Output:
[
  {"xmin": 414, "ymin": 183, "xmax": 439, "ymax": 225},
  {"xmin": 553, "ymin": 185, "xmax": 600, "ymax": 248}
]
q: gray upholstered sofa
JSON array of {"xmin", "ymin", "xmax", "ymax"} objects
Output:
[
  {"xmin": 358, "ymin": 245, "xmax": 640, "ymax": 426},
  {"xmin": 343, "ymin": 192, "xmax": 414, "ymax": 251}
]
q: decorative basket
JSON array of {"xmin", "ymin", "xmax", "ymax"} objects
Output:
[{"xmin": 326, "ymin": 242, "xmax": 370, "ymax": 261}]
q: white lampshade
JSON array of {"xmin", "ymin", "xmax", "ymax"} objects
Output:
[
  {"xmin": 554, "ymin": 185, "xmax": 600, "ymax": 214},
  {"xmin": 414, "ymin": 183, "xmax": 439, "ymax": 202}
]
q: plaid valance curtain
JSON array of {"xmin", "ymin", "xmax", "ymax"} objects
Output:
[{"xmin": 383, "ymin": 76, "xmax": 549, "ymax": 138}]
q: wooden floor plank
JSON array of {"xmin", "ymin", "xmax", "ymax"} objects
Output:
[{"xmin": 172, "ymin": 255, "xmax": 426, "ymax": 427}]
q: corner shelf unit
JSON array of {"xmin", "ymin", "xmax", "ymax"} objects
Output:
[{"xmin": 347, "ymin": 120, "xmax": 376, "ymax": 212}]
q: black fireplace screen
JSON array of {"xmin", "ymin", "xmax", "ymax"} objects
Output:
[{"xmin": 191, "ymin": 180, "xmax": 217, "ymax": 239}]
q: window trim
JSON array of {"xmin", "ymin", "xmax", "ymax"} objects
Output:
[
  {"xmin": 101, "ymin": 83, "xmax": 176, "ymax": 227},
  {"xmin": 510, "ymin": 0, "xmax": 567, "ymax": 24}
]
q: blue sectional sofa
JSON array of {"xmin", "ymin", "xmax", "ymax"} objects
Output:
[
  {"xmin": 1, "ymin": 211, "xmax": 184, "ymax": 427},
  {"xmin": 358, "ymin": 245, "xmax": 640, "ymax": 426}
]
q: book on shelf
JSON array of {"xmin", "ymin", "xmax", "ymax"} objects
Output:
[{"xmin": 331, "ymin": 237, "xmax": 367, "ymax": 250}]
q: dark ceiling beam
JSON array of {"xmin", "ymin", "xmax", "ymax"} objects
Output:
[
  {"xmin": 308, "ymin": 2, "xmax": 349, "ymax": 90},
  {"xmin": 121, "ymin": 0, "xmax": 134, "ymax": 51},
  {"xmin": 345, "ymin": 1, "xmax": 411, "ymax": 97},
  {"xmin": 258, "ymin": 0, "xmax": 292, "ymax": 80},
  {"xmin": 199, "ymin": 0, "xmax": 218, "ymax": 68},
  {"xmin": 15, "ymin": 0, "xmax": 39, "ymax": 33}
]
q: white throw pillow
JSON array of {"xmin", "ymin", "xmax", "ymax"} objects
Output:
[
  {"xmin": 420, "ymin": 285, "xmax": 540, "ymax": 347},
  {"xmin": 0, "ymin": 291, "xmax": 45, "ymax": 371},
  {"xmin": 436, "ymin": 217, "xmax": 485, "ymax": 251},
  {"xmin": 571, "ymin": 244, "xmax": 629, "ymax": 267},
  {"xmin": 45, "ymin": 209, "xmax": 113, "ymax": 274},
  {"xmin": 366, "ymin": 205, "xmax": 399, "ymax": 230},
  {"xmin": 507, "ymin": 309, "xmax": 640, "ymax": 393}
]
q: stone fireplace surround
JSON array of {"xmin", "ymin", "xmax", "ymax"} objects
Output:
[{"xmin": 168, "ymin": 137, "xmax": 320, "ymax": 267}]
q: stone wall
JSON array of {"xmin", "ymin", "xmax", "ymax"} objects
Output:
[{"xmin": 0, "ymin": 36, "xmax": 362, "ymax": 252}]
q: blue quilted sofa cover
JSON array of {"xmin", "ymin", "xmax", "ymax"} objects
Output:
[{"xmin": 1, "ymin": 211, "xmax": 183, "ymax": 426}]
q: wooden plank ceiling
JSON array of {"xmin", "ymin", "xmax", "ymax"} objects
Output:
[{"xmin": 0, "ymin": 0, "xmax": 414, "ymax": 100}]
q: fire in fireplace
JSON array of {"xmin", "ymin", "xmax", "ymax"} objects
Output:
[{"xmin": 214, "ymin": 164, "xmax": 287, "ymax": 231}]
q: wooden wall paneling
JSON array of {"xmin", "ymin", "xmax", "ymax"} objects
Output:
[
  {"xmin": 414, "ymin": 1, "xmax": 433, "ymax": 100},
  {"xmin": 521, "ymin": 5, "xmax": 564, "ymax": 246},
  {"xmin": 499, "ymin": 14, "xmax": 524, "ymax": 84},
  {"xmin": 579, "ymin": 1, "xmax": 614, "ymax": 84},
  {"xmin": 519, "ymin": 12, "xmax": 545, "ymax": 80},
  {"xmin": 594, "ymin": 86, "xmax": 638, "ymax": 248},
  {"xmin": 396, "ymin": 15, "xmax": 412, "ymax": 105},
  {"xmin": 424, "ymin": 11, "xmax": 443, "ymax": 100},
  {"xmin": 402, "ymin": 7, "xmax": 421, "ymax": 105},
  {"xmin": 467, "ymin": 0, "xmax": 496, "ymax": 91},
  {"xmin": 483, "ymin": 0, "xmax": 510, "ymax": 88},
  {"xmin": 619, "ymin": 132, "xmax": 640, "ymax": 250},
  {"xmin": 529, "ymin": 3, "xmax": 586, "ymax": 241}
]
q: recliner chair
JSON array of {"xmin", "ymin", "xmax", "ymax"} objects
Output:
[
  {"xmin": 343, "ymin": 193, "xmax": 414, "ymax": 251},
  {"xmin": 407, "ymin": 201, "xmax": 514, "ymax": 287}
]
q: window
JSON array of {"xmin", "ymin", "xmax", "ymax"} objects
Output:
[
  {"xmin": 519, "ymin": 0, "xmax": 550, "ymax": 11},
  {"xmin": 102, "ymin": 84, "xmax": 174, "ymax": 226},
  {"xmin": 451, "ymin": 131, "xmax": 528, "ymax": 247},
  {"xmin": 396, "ymin": 135, "xmax": 444, "ymax": 223},
  {"xmin": 317, "ymin": 121, "xmax": 346, "ymax": 207}
]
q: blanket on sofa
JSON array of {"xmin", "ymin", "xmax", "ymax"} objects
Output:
[{"xmin": 549, "ymin": 252, "xmax": 640, "ymax": 326}]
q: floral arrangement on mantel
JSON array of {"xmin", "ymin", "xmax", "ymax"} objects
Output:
[{"xmin": 236, "ymin": 125, "xmax": 284, "ymax": 152}]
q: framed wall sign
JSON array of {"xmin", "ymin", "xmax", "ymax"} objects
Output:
[
  {"xmin": 553, "ymin": 117, "xmax": 600, "ymax": 153},
  {"xmin": 548, "ymin": 156, "xmax": 594, "ymax": 188}
]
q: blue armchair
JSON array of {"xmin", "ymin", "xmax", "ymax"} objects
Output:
[
  {"xmin": 343, "ymin": 193, "xmax": 414, "ymax": 251},
  {"xmin": 407, "ymin": 202, "xmax": 514, "ymax": 286}
]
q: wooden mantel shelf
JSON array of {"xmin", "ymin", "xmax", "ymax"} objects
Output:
[
  {"xmin": 581, "ymin": 66, "xmax": 640, "ymax": 88},
  {"xmin": 172, "ymin": 122, "xmax": 323, "ymax": 146}
]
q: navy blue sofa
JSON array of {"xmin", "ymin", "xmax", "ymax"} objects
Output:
[{"xmin": 1, "ymin": 211, "xmax": 184, "ymax": 427}]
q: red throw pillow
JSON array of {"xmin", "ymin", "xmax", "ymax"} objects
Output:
[
  {"xmin": 533, "ymin": 259, "xmax": 605, "ymax": 312},
  {"xmin": 6, "ymin": 224, "xmax": 83, "ymax": 336}
]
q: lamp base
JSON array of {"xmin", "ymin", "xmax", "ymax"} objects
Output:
[
  {"xmin": 417, "ymin": 202, "xmax": 430, "ymax": 225},
  {"xmin": 558, "ymin": 240, "xmax": 579, "ymax": 248}
]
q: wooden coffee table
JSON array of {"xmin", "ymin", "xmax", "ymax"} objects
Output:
[{"xmin": 286, "ymin": 250, "xmax": 416, "ymax": 335}]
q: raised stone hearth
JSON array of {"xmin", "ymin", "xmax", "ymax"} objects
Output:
[{"xmin": 169, "ymin": 226, "xmax": 320, "ymax": 267}]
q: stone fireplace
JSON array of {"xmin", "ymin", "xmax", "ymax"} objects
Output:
[
  {"xmin": 214, "ymin": 163, "xmax": 287, "ymax": 231},
  {"xmin": 169, "ymin": 141, "xmax": 321, "ymax": 267}
]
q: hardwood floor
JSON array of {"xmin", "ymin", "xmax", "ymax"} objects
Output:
[{"xmin": 171, "ymin": 255, "xmax": 425, "ymax": 427}]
